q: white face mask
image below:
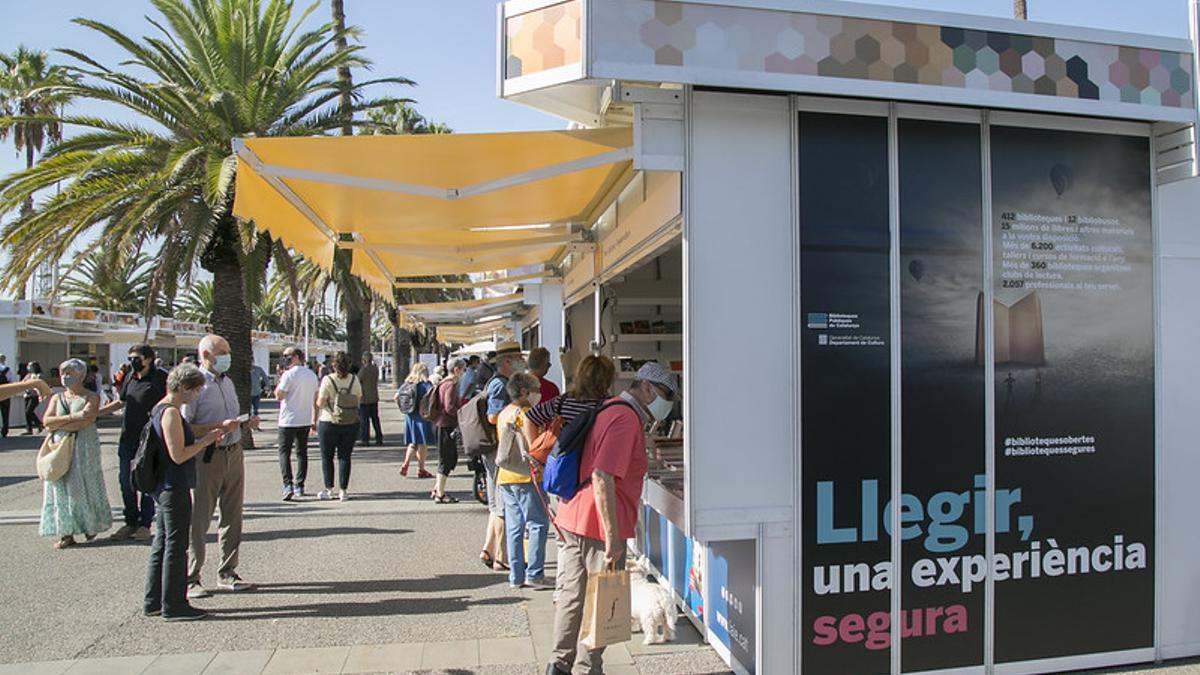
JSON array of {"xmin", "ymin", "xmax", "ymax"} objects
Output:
[
  {"xmin": 647, "ymin": 393, "xmax": 674, "ymax": 421},
  {"xmin": 527, "ymin": 392, "xmax": 542, "ymax": 407}
]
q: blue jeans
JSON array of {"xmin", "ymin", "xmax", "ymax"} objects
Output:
[
  {"xmin": 500, "ymin": 482, "xmax": 549, "ymax": 585},
  {"xmin": 118, "ymin": 435, "xmax": 155, "ymax": 528},
  {"xmin": 249, "ymin": 396, "xmax": 261, "ymax": 417}
]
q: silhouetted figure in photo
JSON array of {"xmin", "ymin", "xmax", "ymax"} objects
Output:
[{"xmin": 1004, "ymin": 372, "xmax": 1016, "ymax": 408}]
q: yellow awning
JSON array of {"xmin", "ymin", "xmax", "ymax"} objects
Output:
[
  {"xmin": 232, "ymin": 128, "xmax": 633, "ymax": 298},
  {"xmin": 436, "ymin": 318, "xmax": 515, "ymax": 344}
]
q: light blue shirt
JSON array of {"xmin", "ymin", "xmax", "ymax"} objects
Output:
[
  {"xmin": 485, "ymin": 374, "xmax": 509, "ymax": 417},
  {"xmin": 182, "ymin": 368, "xmax": 241, "ymax": 446}
]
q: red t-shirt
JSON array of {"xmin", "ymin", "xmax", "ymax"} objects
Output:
[
  {"xmin": 538, "ymin": 376, "xmax": 560, "ymax": 404},
  {"xmin": 555, "ymin": 395, "xmax": 647, "ymax": 541}
]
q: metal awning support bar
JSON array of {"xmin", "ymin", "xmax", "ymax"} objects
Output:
[
  {"xmin": 393, "ymin": 271, "xmax": 554, "ymax": 290},
  {"xmin": 336, "ymin": 231, "xmax": 583, "ymax": 257},
  {"xmin": 233, "ymin": 140, "xmax": 340, "ymax": 245}
]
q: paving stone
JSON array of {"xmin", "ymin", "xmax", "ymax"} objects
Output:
[
  {"xmin": 262, "ymin": 646, "xmax": 349, "ymax": 674},
  {"xmin": 478, "ymin": 637, "xmax": 535, "ymax": 666},
  {"xmin": 0, "ymin": 661, "xmax": 75, "ymax": 675},
  {"xmin": 201, "ymin": 649, "xmax": 274, "ymax": 675},
  {"xmin": 342, "ymin": 643, "xmax": 422, "ymax": 674},
  {"xmin": 144, "ymin": 653, "xmax": 218, "ymax": 675},
  {"xmin": 419, "ymin": 639, "xmax": 479, "ymax": 670},
  {"xmin": 63, "ymin": 656, "xmax": 157, "ymax": 675}
]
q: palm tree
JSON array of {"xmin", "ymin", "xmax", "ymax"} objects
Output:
[
  {"xmin": 330, "ymin": 0, "xmax": 374, "ymax": 362},
  {"xmin": 366, "ymin": 101, "xmax": 453, "ymax": 135},
  {"xmin": 0, "ymin": 47, "xmax": 75, "ymax": 206},
  {"xmin": 0, "ymin": 47, "xmax": 76, "ymax": 298},
  {"xmin": 0, "ymin": 0, "xmax": 409, "ymax": 411},
  {"xmin": 177, "ymin": 280, "xmax": 214, "ymax": 324},
  {"xmin": 59, "ymin": 248, "xmax": 156, "ymax": 313}
]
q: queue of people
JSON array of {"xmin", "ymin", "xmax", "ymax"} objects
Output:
[{"xmin": 13, "ymin": 331, "xmax": 676, "ymax": 651}]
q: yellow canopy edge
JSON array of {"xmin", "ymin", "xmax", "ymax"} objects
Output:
[{"xmin": 232, "ymin": 128, "xmax": 633, "ymax": 289}]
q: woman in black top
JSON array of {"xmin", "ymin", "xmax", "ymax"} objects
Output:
[
  {"xmin": 144, "ymin": 364, "xmax": 225, "ymax": 622},
  {"xmin": 22, "ymin": 361, "xmax": 44, "ymax": 435}
]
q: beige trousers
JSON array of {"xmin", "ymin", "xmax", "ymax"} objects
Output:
[
  {"xmin": 551, "ymin": 530, "xmax": 626, "ymax": 675},
  {"xmin": 188, "ymin": 442, "xmax": 245, "ymax": 584}
]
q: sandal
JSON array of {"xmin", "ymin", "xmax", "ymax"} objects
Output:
[
  {"xmin": 54, "ymin": 537, "xmax": 76, "ymax": 549},
  {"xmin": 434, "ymin": 494, "xmax": 459, "ymax": 504},
  {"xmin": 480, "ymin": 551, "xmax": 495, "ymax": 568},
  {"xmin": 493, "ymin": 560, "xmax": 510, "ymax": 572},
  {"xmin": 418, "ymin": 470, "xmax": 434, "ymax": 479},
  {"xmin": 400, "ymin": 465, "xmax": 409, "ymax": 477}
]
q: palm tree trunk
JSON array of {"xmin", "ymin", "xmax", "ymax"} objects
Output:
[
  {"xmin": 330, "ymin": 0, "xmax": 369, "ymax": 358},
  {"xmin": 1014, "ymin": 0, "xmax": 1027, "ymax": 20},
  {"xmin": 206, "ymin": 214, "xmax": 252, "ymax": 416}
]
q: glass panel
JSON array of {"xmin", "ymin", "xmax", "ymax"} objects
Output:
[
  {"xmin": 799, "ymin": 112, "xmax": 892, "ymax": 675},
  {"xmin": 990, "ymin": 126, "xmax": 1155, "ymax": 662},
  {"xmin": 898, "ymin": 118, "xmax": 986, "ymax": 671}
]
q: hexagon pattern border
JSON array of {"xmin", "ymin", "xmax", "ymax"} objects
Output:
[
  {"xmin": 592, "ymin": 0, "xmax": 1194, "ymax": 109},
  {"xmin": 506, "ymin": 0, "xmax": 583, "ymax": 79}
]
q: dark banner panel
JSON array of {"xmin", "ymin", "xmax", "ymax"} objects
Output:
[
  {"xmin": 709, "ymin": 540, "xmax": 757, "ymax": 674},
  {"xmin": 898, "ymin": 119, "xmax": 986, "ymax": 671},
  {"xmin": 799, "ymin": 112, "xmax": 892, "ymax": 675},
  {"xmin": 990, "ymin": 126, "xmax": 1154, "ymax": 661}
]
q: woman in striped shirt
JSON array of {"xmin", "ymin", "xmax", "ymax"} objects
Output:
[{"xmin": 521, "ymin": 355, "xmax": 616, "ymax": 601}]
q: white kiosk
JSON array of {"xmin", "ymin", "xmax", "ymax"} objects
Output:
[{"xmin": 500, "ymin": 1, "xmax": 1199, "ymax": 673}]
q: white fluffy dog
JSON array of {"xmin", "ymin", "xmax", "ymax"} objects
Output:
[{"xmin": 628, "ymin": 556, "xmax": 677, "ymax": 644}]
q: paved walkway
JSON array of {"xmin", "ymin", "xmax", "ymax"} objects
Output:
[
  {"xmin": 0, "ymin": 387, "xmax": 728, "ymax": 675},
  {"xmin": 3, "ymin": 388, "xmax": 1198, "ymax": 674}
]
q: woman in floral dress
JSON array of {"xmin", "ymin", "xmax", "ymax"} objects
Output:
[{"xmin": 40, "ymin": 358, "xmax": 112, "ymax": 549}]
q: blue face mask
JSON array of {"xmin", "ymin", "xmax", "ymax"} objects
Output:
[{"xmin": 214, "ymin": 354, "xmax": 232, "ymax": 373}]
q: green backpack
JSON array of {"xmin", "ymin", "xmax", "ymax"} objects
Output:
[{"xmin": 327, "ymin": 375, "xmax": 360, "ymax": 425}]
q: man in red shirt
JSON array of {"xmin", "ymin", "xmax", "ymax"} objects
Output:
[
  {"xmin": 547, "ymin": 362, "xmax": 677, "ymax": 675},
  {"xmin": 528, "ymin": 347, "xmax": 561, "ymax": 404}
]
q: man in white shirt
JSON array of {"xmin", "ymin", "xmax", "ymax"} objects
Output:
[{"xmin": 275, "ymin": 347, "xmax": 319, "ymax": 501}]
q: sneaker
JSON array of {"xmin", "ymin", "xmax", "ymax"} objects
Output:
[
  {"xmin": 281, "ymin": 487, "xmax": 293, "ymax": 502},
  {"xmin": 109, "ymin": 525, "xmax": 135, "ymax": 541},
  {"xmin": 217, "ymin": 574, "xmax": 253, "ymax": 592},
  {"xmin": 509, "ymin": 582, "xmax": 525, "ymax": 589},
  {"xmin": 338, "ymin": 489, "xmax": 349, "ymax": 502},
  {"xmin": 317, "ymin": 489, "xmax": 331, "ymax": 501},
  {"xmin": 132, "ymin": 526, "xmax": 152, "ymax": 542},
  {"xmin": 526, "ymin": 577, "xmax": 554, "ymax": 590},
  {"xmin": 163, "ymin": 606, "xmax": 208, "ymax": 622},
  {"xmin": 294, "ymin": 487, "xmax": 305, "ymax": 498},
  {"xmin": 186, "ymin": 582, "xmax": 210, "ymax": 599}
]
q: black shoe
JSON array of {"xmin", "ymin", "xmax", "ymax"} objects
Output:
[
  {"xmin": 143, "ymin": 606, "xmax": 161, "ymax": 617},
  {"xmin": 163, "ymin": 606, "xmax": 208, "ymax": 622},
  {"xmin": 544, "ymin": 664, "xmax": 569, "ymax": 675}
]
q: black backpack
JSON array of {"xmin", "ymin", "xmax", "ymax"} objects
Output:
[
  {"xmin": 132, "ymin": 405, "xmax": 169, "ymax": 493},
  {"xmin": 396, "ymin": 381, "xmax": 418, "ymax": 414}
]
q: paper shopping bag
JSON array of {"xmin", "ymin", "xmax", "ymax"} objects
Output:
[{"xmin": 579, "ymin": 568, "xmax": 632, "ymax": 649}]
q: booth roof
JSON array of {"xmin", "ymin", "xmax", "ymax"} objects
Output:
[{"xmin": 232, "ymin": 128, "xmax": 634, "ymax": 298}]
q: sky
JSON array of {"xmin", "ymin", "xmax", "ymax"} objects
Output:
[{"xmin": 0, "ymin": 0, "xmax": 1191, "ymax": 280}]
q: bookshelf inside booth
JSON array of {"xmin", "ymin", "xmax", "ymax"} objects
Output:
[{"xmin": 598, "ymin": 243, "xmax": 686, "ymax": 529}]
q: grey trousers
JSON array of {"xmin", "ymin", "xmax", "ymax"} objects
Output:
[
  {"xmin": 551, "ymin": 530, "xmax": 627, "ymax": 675},
  {"xmin": 188, "ymin": 443, "xmax": 245, "ymax": 584}
]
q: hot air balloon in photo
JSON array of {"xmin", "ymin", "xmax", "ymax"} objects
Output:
[
  {"xmin": 908, "ymin": 259, "xmax": 925, "ymax": 282},
  {"xmin": 1050, "ymin": 164, "xmax": 1073, "ymax": 198}
]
